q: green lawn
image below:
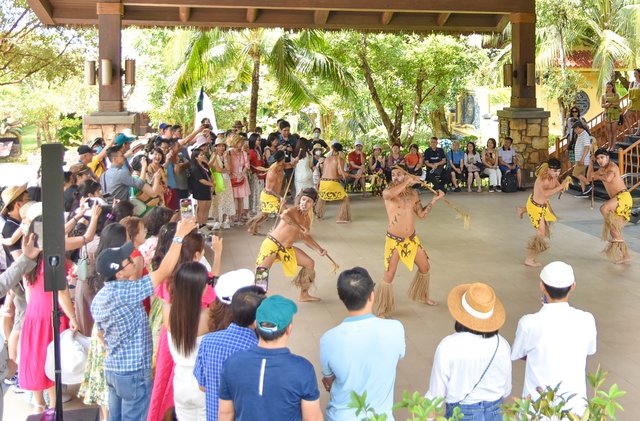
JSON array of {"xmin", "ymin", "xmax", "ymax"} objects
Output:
[{"xmin": 21, "ymin": 125, "xmax": 38, "ymax": 153}]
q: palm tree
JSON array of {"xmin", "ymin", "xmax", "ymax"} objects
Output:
[{"xmin": 169, "ymin": 28, "xmax": 355, "ymax": 130}]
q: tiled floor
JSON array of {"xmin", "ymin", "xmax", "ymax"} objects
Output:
[{"xmin": 6, "ymin": 188, "xmax": 640, "ymax": 420}]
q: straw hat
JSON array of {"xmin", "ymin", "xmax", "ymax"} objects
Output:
[
  {"xmin": 447, "ymin": 283, "xmax": 505, "ymax": 332},
  {"xmin": 1, "ymin": 183, "xmax": 27, "ymax": 214},
  {"xmin": 312, "ymin": 143, "xmax": 323, "ymax": 151},
  {"xmin": 214, "ymin": 137, "xmax": 226, "ymax": 146}
]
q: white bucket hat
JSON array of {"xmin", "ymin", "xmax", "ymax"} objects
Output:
[
  {"xmin": 45, "ymin": 330, "xmax": 91, "ymax": 385},
  {"xmin": 214, "ymin": 269, "xmax": 255, "ymax": 305}
]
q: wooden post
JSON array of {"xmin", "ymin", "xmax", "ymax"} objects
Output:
[
  {"xmin": 509, "ymin": 12, "xmax": 536, "ymax": 108},
  {"xmin": 97, "ymin": 2, "xmax": 124, "ymax": 113}
]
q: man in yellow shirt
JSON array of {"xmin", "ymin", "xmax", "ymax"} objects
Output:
[{"xmin": 78, "ymin": 137, "xmax": 115, "ymax": 178}]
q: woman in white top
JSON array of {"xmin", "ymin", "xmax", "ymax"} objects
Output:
[
  {"xmin": 464, "ymin": 142, "xmax": 483, "ymax": 193},
  {"xmin": 426, "ymin": 283, "xmax": 512, "ymax": 421},
  {"xmin": 294, "ymin": 137, "xmax": 314, "ymax": 196},
  {"xmin": 482, "ymin": 138, "xmax": 501, "ymax": 193},
  {"xmin": 163, "ymin": 262, "xmax": 212, "ymax": 421}
]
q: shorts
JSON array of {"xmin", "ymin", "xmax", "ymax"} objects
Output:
[
  {"xmin": 572, "ymin": 163, "xmax": 587, "ymax": 178},
  {"xmin": 615, "ymin": 191, "xmax": 632, "ymax": 221}
]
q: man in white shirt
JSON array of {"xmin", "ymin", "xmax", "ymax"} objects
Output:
[
  {"xmin": 571, "ymin": 122, "xmax": 592, "ymax": 197},
  {"xmin": 498, "ymin": 137, "xmax": 525, "ymax": 191},
  {"xmin": 320, "ymin": 267, "xmax": 405, "ymax": 421},
  {"xmin": 511, "ymin": 262, "xmax": 597, "ymax": 415}
]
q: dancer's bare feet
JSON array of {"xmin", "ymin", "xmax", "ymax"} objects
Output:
[
  {"xmin": 517, "ymin": 206, "xmax": 527, "ymax": 219},
  {"xmin": 247, "ymin": 228, "xmax": 262, "ymax": 236},
  {"xmin": 423, "ymin": 298, "xmax": 437, "ymax": 306},
  {"xmin": 615, "ymin": 256, "xmax": 632, "ymax": 264},
  {"xmin": 336, "ymin": 220, "xmax": 350, "ymax": 224},
  {"xmin": 299, "ymin": 291, "xmax": 321, "ymax": 302},
  {"xmin": 524, "ymin": 258, "xmax": 543, "ymax": 267}
]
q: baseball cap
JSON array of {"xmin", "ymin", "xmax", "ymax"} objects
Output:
[
  {"xmin": 256, "ymin": 295, "xmax": 298, "ymax": 333},
  {"xmin": 540, "ymin": 261, "xmax": 575, "ymax": 288},
  {"xmin": 130, "ymin": 139, "xmax": 146, "ymax": 151},
  {"xmin": 214, "ymin": 269, "xmax": 255, "ymax": 304},
  {"xmin": 96, "ymin": 242, "xmax": 134, "ymax": 280},
  {"xmin": 159, "ymin": 123, "xmax": 168, "ymax": 130},
  {"xmin": 114, "ymin": 133, "xmax": 135, "ymax": 146},
  {"xmin": 77, "ymin": 145, "xmax": 96, "ymax": 155},
  {"xmin": 354, "ymin": 140, "xmax": 363, "ymax": 146}
]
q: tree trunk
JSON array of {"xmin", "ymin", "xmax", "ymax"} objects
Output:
[
  {"xmin": 392, "ymin": 102, "xmax": 404, "ymax": 144},
  {"xmin": 358, "ymin": 34, "xmax": 394, "ymax": 143},
  {"xmin": 429, "ymin": 105, "xmax": 451, "ymax": 138},
  {"xmin": 36, "ymin": 126, "xmax": 42, "ymax": 147},
  {"xmin": 248, "ymin": 51, "xmax": 260, "ymax": 132},
  {"xmin": 406, "ymin": 70, "xmax": 425, "ymax": 144}
]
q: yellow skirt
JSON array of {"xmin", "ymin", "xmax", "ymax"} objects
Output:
[
  {"xmin": 260, "ymin": 190, "xmax": 280, "ymax": 214},
  {"xmin": 615, "ymin": 191, "xmax": 632, "ymax": 221},
  {"xmin": 384, "ymin": 232, "xmax": 426, "ymax": 272},
  {"xmin": 526, "ymin": 194, "xmax": 556, "ymax": 229},
  {"xmin": 318, "ymin": 179, "xmax": 347, "ymax": 201},
  {"xmin": 255, "ymin": 235, "xmax": 298, "ymax": 277}
]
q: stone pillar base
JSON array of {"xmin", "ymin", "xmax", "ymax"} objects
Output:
[
  {"xmin": 82, "ymin": 112, "xmax": 137, "ymax": 143},
  {"xmin": 497, "ymin": 108, "xmax": 551, "ymax": 186}
]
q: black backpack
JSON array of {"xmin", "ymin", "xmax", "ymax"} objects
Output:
[{"xmin": 501, "ymin": 172, "xmax": 517, "ymax": 193}]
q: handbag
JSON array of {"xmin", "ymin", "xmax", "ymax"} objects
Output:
[
  {"xmin": 231, "ymin": 177, "xmax": 246, "ymax": 188},
  {"xmin": 76, "ymin": 237, "xmax": 89, "ymax": 282},
  {"xmin": 618, "ymin": 114, "xmax": 625, "ymax": 126}
]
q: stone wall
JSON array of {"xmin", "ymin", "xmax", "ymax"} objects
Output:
[{"xmin": 82, "ymin": 112, "xmax": 137, "ymax": 144}]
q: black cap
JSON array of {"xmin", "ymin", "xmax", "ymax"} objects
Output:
[
  {"xmin": 572, "ymin": 121, "xmax": 586, "ymax": 130},
  {"xmin": 273, "ymin": 150, "xmax": 285, "ymax": 162},
  {"xmin": 77, "ymin": 145, "xmax": 96, "ymax": 155},
  {"xmin": 96, "ymin": 242, "xmax": 134, "ymax": 280},
  {"xmin": 332, "ymin": 142, "xmax": 343, "ymax": 152}
]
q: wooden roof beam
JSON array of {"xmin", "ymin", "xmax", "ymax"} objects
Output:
[
  {"xmin": 246, "ymin": 7, "xmax": 258, "ymax": 23},
  {"xmin": 179, "ymin": 6, "xmax": 191, "ymax": 22},
  {"xmin": 380, "ymin": 11, "xmax": 393, "ymax": 25},
  {"xmin": 436, "ymin": 13, "xmax": 450, "ymax": 26},
  {"xmin": 26, "ymin": 0, "xmax": 55, "ymax": 25},
  {"xmin": 314, "ymin": 10, "xmax": 329, "ymax": 24}
]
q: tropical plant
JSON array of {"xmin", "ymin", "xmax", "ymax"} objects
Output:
[
  {"xmin": 349, "ymin": 390, "xmax": 463, "ymax": 421},
  {"xmin": 168, "ymin": 28, "xmax": 356, "ymax": 131}
]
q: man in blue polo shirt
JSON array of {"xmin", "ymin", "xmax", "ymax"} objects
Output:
[
  {"xmin": 320, "ymin": 267, "xmax": 406, "ymax": 421},
  {"xmin": 218, "ymin": 295, "xmax": 322, "ymax": 421}
]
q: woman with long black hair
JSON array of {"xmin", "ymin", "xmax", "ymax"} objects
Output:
[{"xmin": 189, "ymin": 147, "xmax": 214, "ymax": 230}]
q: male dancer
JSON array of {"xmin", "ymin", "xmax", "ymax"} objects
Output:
[
  {"xmin": 374, "ymin": 166, "xmax": 444, "ymax": 318},
  {"xmin": 316, "ymin": 143, "xmax": 351, "ymax": 223},
  {"xmin": 588, "ymin": 148, "xmax": 632, "ymax": 263},
  {"xmin": 516, "ymin": 158, "xmax": 569, "ymax": 267},
  {"xmin": 247, "ymin": 150, "xmax": 298, "ymax": 235},
  {"xmin": 255, "ymin": 188, "xmax": 327, "ymax": 302}
]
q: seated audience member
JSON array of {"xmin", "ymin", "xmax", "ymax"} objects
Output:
[
  {"xmin": 320, "ymin": 267, "xmax": 405, "ymax": 421},
  {"xmin": 218, "ymin": 295, "xmax": 322, "ymax": 421},
  {"xmin": 482, "ymin": 138, "xmax": 502, "ymax": 192},
  {"xmin": 423, "ymin": 137, "xmax": 450, "ymax": 194},
  {"xmin": 347, "ymin": 140, "xmax": 369, "ymax": 197},
  {"xmin": 447, "ymin": 140, "xmax": 465, "ymax": 192},
  {"xmin": 194, "ymin": 286, "xmax": 266, "ymax": 421},
  {"xmin": 368, "ymin": 144, "xmax": 388, "ymax": 195},
  {"xmin": 464, "ymin": 141, "xmax": 483, "ymax": 193},
  {"xmin": 404, "ymin": 144, "xmax": 424, "ymax": 192},
  {"xmin": 498, "ymin": 137, "xmax": 525, "ymax": 191},
  {"xmin": 387, "ymin": 142, "xmax": 405, "ymax": 168}
]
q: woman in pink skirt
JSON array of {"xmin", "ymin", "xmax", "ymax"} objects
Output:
[{"xmin": 228, "ymin": 135, "xmax": 250, "ymax": 226}]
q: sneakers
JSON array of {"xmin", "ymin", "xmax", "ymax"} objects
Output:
[
  {"xmin": 4, "ymin": 373, "xmax": 17, "ymax": 385},
  {"xmin": 517, "ymin": 187, "xmax": 526, "ymax": 191},
  {"xmin": 489, "ymin": 186, "xmax": 495, "ymax": 193},
  {"xmin": 212, "ymin": 222, "xmax": 221, "ymax": 230},
  {"xmin": 577, "ymin": 185, "xmax": 593, "ymax": 197},
  {"xmin": 222, "ymin": 221, "xmax": 231, "ymax": 229},
  {"xmin": 12, "ymin": 380, "xmax": 25, "ymax": 394},
  {"xmin": 454, "ymin": 187, "xmax": 461, "ymax": 192}
]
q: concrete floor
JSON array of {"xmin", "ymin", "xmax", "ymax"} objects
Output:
[{"xmin": 6, "ymin": 187, "xmax": 640, "ymax": 420}]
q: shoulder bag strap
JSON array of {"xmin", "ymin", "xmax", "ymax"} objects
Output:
[{"xmin": 461, "ymin": 336, "xmax": 500, "ymax": 402}]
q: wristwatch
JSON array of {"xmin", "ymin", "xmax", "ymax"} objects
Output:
[{"xmin": 172, "ymin": 237, "xmax": 183, "ymax": 244}]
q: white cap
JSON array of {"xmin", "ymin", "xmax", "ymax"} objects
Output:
[
  {"xmin": 214, "ymin": 269, "xmax": 255, "ymax": 304},
  {"xmin": 130, "ymin": 139, "xmax": 146, "ymax": 151},
  {"xmin": 540, "ymin": 261, "xmax": 575, "ymax": 288},
  {"xmin": 354, "ymin": 140, "xmax": 363, "ymax": 146}
]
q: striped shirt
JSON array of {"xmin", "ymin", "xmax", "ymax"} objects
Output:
[
  {"xmin": 193, "ymin": 323, "xmax": 258, "ymax": 421},
  {"xmin": 91, "ymin": 275, "xmax": 154, "ymax": 372}
]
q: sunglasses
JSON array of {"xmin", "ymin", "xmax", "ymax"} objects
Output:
[
  {"xmin": 121, "ymin": 256, "xmax": 134, "ymax": 270},
  {"xmin": 572, "ymin": 110, "xmax": 579, "ymax": 113}
]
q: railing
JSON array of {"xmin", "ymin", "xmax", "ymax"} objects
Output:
[
  {"xmin": 618, "ymin": 138, "xmax": 640, "ymax": 192},
  {"xmin": 548, "ymin": 136, "xmax": 572, "ymax": 172},
  {"xmin": 584, "ymin": 93, "xmax": 640, "ymax": 146}
]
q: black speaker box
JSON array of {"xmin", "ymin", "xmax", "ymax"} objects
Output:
[
  {"xmin": 41, "ymin": 143, "xmax": 67, "ymax": 292},
  {"xmin": 25, "ymin": 407, "xmax": 100, "ymax": 421}
]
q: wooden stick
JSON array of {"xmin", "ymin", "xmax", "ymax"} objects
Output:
[
  {"xmin": 271, "ymin": 171, "xmax": 295, "ymax": 230},
  {"xmin": 420, "ymin": 182, "xmax": 470, "ymax": 229},
  {"xmin": 286, "ymin": 214, "xmax": 340, "ymax": 274},
  {"xmin": 591, "ymin": 180, "xmax": 595, "ymax": 209}
]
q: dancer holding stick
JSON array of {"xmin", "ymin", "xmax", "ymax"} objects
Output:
[
  {"xmin": 255, "ymin": 188, "xmax": 328, "ymax": 301},
  {"xmin": 420, "ymin": 181, "xmax": 471, "ymax": 229},
  {"xmin": 587, "ymin": 148, "xmax": 633, "ymax": 264},
  {"xmin": 374, "ymin": 165, "xmax": 444, "ymax": 318},
  {"xmin": 316, "ymin": 143, "xmax": 352, "ymax": 223}
]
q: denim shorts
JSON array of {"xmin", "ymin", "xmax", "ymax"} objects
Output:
[{"xmin": 445, "ymin": 398, "xmax": 503, "ymax": 421}]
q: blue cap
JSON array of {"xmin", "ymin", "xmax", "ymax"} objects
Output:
[
  {"xmin": 114, "ymin": 133, "xmax": 134, "ymax": 146},
  {"xmin": 256, "ymin": 295, "xmax": 298, "ymax": 333}
]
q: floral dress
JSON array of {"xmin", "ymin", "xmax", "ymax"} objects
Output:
[
  {"xmin": 78, "ymin": 324, "xmax": 109, "ymax": 409},
  {"xmin": 210, "ymin": 154, "xmax": 236, "ymax": 220}
]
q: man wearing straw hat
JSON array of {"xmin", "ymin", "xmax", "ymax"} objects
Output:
[
  {"xmin": 516, "ymin": 158, "xmax": 570, "ymax": 267},
  {"xmin": 316, "ymin": 143, "xmax": 352, "ymax": 223},
  {"xmin": 374, "ymin": 166, "xmax": 444, "ymax": 317},
  {"xmin": 426, "ymin": 283, "xmax": 512, "ymax": 420},
  {"xmin": 587, "ymin": 148, "xmax": 633, "ymax": 264},
  {"xmin": 255, "ymin": 188, "xmax": 328, "ymax": 302},
  {"xmin": 511, "ymin": 261, "xmax": 597, "ymax": 415}
]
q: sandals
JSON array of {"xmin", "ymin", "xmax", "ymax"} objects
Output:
[{"xmin": 34, "ymin": 404, "xmax": 46, "ymax": 414}]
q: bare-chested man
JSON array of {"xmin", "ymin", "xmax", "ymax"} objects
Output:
[
  {"xmin": 255, "ymin": 188, "xmax": 328, "ymax": 301},
  {"xmin": 516, "ymin": 158, "xmax": 569, "ymax": 267},
  {"xmin": 247, "ymin": 150, "xmax": 298, "ymax": 235},
  {"xmin": 374, "ymin": 166, "xmax": 444, "ymax": 318},
  {"xmin": 316, "ymin": 143, "xmax": 351, "ymax": 223},
  {"xmin": 588, "ymin": 148, "xmax": 632, "ymax": 264}
]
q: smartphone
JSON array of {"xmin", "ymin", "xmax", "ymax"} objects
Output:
[
  {"xmin": 255, "ymin": 267, "xmax": 269, "ymax": 292},
  {"xmin": 180, "ymin": 197, "xmax": 196, "ymax": 220},
  {"xmin": 33, "ymin": 221, "xmax": 43, "ymax": 248}
]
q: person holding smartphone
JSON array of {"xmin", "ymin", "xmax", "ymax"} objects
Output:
[{"xmin": 189, "ymin": 146, "xmax": 215, "ymax": 232}]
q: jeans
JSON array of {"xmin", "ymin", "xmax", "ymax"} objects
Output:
[
  {"xmin": 445, "ymin": 398, "xmax": 502, "ymax": 421},
  {"xmin": 499, "ymin": 164, "xmax": 519, "ymax": 174},
  {"xmin": 105, "ymin": 368, "xmax": 152, "ymax": 421}
]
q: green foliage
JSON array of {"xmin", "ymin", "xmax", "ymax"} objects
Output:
[
  {"xmin": 541, "ymin": 68, "xmax": 589, "ymax": 108},
  {"xmin": 349, "ymin": 390, "xmax": 462, "ymax": 421},
  {"xmin": 56, "ymin": 115, "xmax": 83, "ymax": 147}
]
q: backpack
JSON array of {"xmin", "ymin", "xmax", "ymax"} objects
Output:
[{"xmin": 501, "ymin": 172, "xmax": 517, "ymax": 193}]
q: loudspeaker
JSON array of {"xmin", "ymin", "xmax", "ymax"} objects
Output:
[
  {"xmin": 26, "ymin": 408, "xmax": 100, "ymax": 421},
  {"xmin": 41, "ymin": 143, "xmax": 67, "ymax": 292}
]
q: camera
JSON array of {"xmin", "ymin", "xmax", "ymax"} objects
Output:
[{"xmin": 203, "ymin": 124, "xmax": 211, "ymax": 129}]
